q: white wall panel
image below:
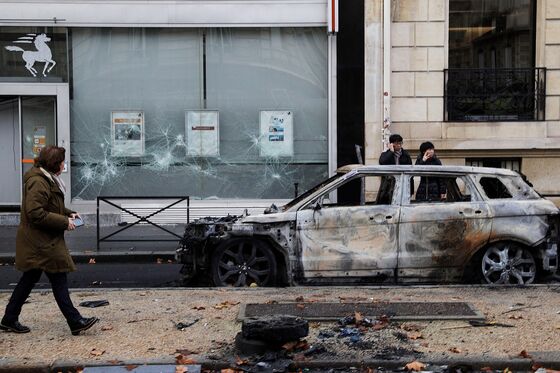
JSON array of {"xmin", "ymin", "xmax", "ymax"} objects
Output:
[{"xmin": 0, "ymin": 1, "xmax": 327, "ymax": 27}]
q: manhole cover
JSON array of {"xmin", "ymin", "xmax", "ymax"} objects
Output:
[{"xmin": 239, "ymin": 302, "xmax": 484, "ymax": 321}]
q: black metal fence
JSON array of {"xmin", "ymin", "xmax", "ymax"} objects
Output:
[
  {"xmin": 96, "ymin": 196, "xmax": 189, "ymax": 251},
  {"xmin": 444, "ymin": 68, "xmax": 546, "ymax": 122}
]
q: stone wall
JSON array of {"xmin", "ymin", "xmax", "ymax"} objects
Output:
[{"xmin": 374, "ymin": 0, "xmax": 560, "ymax": 198}]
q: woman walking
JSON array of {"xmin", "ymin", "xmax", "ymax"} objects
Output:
[
  {"xmin": 0, "ymin": 146, "xmax": 98, "ymax": 335},
  {"xmin": 415, "ymin": 141, "xmax": 446, "ymax": 201}
]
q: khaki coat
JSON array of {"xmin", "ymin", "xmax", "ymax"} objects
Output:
[{"xmin": 15, "ymin": 167, "xmax": 76, "ymax": 273}]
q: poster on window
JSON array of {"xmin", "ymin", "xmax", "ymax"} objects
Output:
[
  {"xmin": 259, "ymin": 110, "xmax": 293, "ymax": 157},
  {"xmin": 186, "ymin": 110, "xmax": 219, "ymax": 157},
  {"xmin": 111, "ymin": 111, "xmax": 144, "ymax": 157},
  {"xmin": 32, "ymin": 126, "xmax": 46, "ymax": 156}
]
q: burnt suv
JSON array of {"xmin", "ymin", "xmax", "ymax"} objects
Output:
[{"xmin": 176, "ymin": 165, "xmax": 559, "ymax": 286}]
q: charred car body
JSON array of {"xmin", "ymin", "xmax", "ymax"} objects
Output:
[{"xmin": 176, "ymin": 165, "xmax": 559, "ymax": 286}]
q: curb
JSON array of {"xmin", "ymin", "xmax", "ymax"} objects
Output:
[
  {"xmin": 0, "ymin": 251, "xmax": 176, "ymax": 265},
  {"xmin": 1, "ymin": 352, "xmax": 560, "ymax": 372}
]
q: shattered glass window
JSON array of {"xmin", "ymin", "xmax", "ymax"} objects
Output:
[
  {"xmin": 313, "ymin": 175, "xmax": 397, "ymax": 208},
  {"xmin": 69, "ymin": 27, "xmax": 328, "ymax": 201},
  {"xmin": 479, "ymin": 177, "xmax": 513, "ymax": 199}
]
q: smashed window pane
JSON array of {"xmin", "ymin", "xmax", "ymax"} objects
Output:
[{"xmin": 70, "ymin": 27, "xmax": 328, "ymax": 200}]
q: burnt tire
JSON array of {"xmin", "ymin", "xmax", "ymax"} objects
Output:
[
  {"xmin": 242, "ymin": 315, "xmax": 309, "ymax": 344},
  {"xmin": 235, "ymin": 332, "xmax": 271, "ymax": 355},
  {"xmin": 211, "ymin": 238, "xmax": 277, "ymax": 287},
  {"xmin": 478, "ymin": 242, "xmax": 537, "ymax": 285}
]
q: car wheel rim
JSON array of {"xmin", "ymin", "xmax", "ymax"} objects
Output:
[
  {"xmin": 217, "ymin": 241, "xmax": 272, "ymax": 286},
  {"xmin": 481, "ymin": 244, "xmax": 536, "ymax": 285}
]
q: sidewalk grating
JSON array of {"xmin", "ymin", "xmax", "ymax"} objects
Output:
[{"xmin": 239, "ymin": 302, "xmax": 485, "ymax": 321}]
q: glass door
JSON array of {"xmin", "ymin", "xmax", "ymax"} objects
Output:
[
  {"xmin": 0, "ymin": 95, "xmax": 56, "ymax": 206},
  {"xmin": 0, "ymin": 96, "xmax": 20, "ymax": 205},
  {"xmin": 21, "ymin": 96, "xmax": 57, "ymax": 175}
]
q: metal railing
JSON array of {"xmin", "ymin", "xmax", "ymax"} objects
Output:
[
  {"xmin": 96, "ymin": 196, "xmax": 189, "ymax": 251},
  {"xmin": 444, "ymin": 67, "xmax": 546, "ymax": 122}
]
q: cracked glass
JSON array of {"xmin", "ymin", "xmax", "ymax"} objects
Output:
[{"xmin": 69, "ymin": 27, "xmax": 328, "ymax": 201}]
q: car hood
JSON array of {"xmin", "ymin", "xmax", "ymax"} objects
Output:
[{"xmin": 240, "ymin": 211, "xmax": 296, "ymax": 224}]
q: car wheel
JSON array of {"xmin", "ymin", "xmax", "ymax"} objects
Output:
[
  {"xmin": 480, "ymin": 242, "xmax": 537, "ymax": 285},
  {"xmin": 211, "ymin": 238, "xmax": 277, "ymax": 287}
]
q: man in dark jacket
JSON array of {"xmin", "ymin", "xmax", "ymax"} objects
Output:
[{"xmin": 379, "ymin": 134, "xmax": 412, "ymax": 165}]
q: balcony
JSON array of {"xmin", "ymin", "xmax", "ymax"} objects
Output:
[{"xmin": 444, "ymin": 68, "xmax": 546, "ymax": 122}]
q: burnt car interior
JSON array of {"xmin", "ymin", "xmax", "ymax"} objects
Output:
[
  {"xmin": 317, "ymin": 175, "xmax": 397, "ymax": 208},
  {"xmin": 409, "ymin": 175, "xmax": 472, "ymax": 203},
  {"xmin": 479, "ymin": 177, "xmax": 513, "ymax": 199}
]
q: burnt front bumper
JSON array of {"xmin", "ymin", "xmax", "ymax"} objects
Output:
[{"xmin": 542, "ymin": 240, "xmax": 558, "ymax": 272}]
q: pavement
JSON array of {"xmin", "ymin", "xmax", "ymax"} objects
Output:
[
  {"xmin": 0, "ymin": 221, "xmax": 183, "ymax": 265},
  {"xmin": 0, "ymin": 285, "xmax": 560, "ymax": 373}
]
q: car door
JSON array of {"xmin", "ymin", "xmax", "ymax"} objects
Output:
[
  {"xmin": 295, "ymin": 173, "xmax": 401, "ymax": 281},
  {"xmin": 398, "ymin": 173, "xmax": 492, "ymax": 283}
]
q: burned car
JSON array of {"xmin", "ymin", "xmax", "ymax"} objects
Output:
[{"xmin": 176, "ymin": 165, "xmax": 559, "ymax": 286}]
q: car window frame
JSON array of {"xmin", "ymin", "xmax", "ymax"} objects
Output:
[
  {"xmin": 298, "ymin": 171, "xmax": 405, "ymax": 210},
  {"xmin": 401, "ymin": 172, "xmax": 483, "ymax": 206}
]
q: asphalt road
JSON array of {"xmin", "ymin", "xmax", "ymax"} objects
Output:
[{"xmin": 0, "ymin": 262, "xmax": 184, "ymax": 289}]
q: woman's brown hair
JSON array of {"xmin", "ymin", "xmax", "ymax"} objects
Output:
[{"xmin": 34, "ymin": 146, "xmax": 66, "ymax": 174}]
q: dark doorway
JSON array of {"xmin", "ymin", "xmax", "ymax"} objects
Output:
[{"xmin": 337, "ymin": 0, "xmax": 364, "ymax": 205}]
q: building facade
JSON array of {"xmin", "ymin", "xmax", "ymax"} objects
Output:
[{"xmin": 366, "ymin": 0, "xmax": 560, "ymax": 204}]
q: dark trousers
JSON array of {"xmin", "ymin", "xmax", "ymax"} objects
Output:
[{"xmin": 2, "ymin": 269, "xmax": 81, "ymax": 324}]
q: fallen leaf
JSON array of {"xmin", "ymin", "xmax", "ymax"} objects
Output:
[
  {"xmin": 167, "ymin": 259, "xmax": 174, "ymax": 263},
  {"xmin": 295, "ymin": 296, "xmax": 305, "ymax": 302},
  {"xmin": 213, "ymin": 301, "xmax": 240, "ymax": 310},
  {"xmin": 156, "ymin": 258, "xmax": 163, "ymax": 264},
  {"xmin": 282, "ymin": 339, "xmax": 309, "ymax": 352},
  {"xmin": 221, "ymin": 369, "xmax": 242, "ymax": 373},
  {"xmin": 90, "ymin": 348, "xmax": 105, "ymax": 356},
  {"xmin": 265, "ymin": 300, "xmax": 278, "ymax": 304},
  {"xmin": 176, "ymin": 348, "xmax": 201, "ymax": 355},
  {"xmin": 101, "ymin": 325, "xmax": 114, "ymax": 331},
  {"xmin": 519, "ymin": 350, "xmax": 532, "ymax": 359},
  {"xmin": 107, "ymin": 360, "xmax": 122, "ymax": 365},
  {"xmin": 480, "ymin": 367, "xmax": 493, "ymax": 372},
  {"xmin": 355, "ymin": 311, "xmax": 364, "ymax": 323},
  {"xmin": 449, "ymin": 347, "xmax": 462, "ymax": 353},
  {"xmin": 249, "ymin": 282, "xmax": 258, "ymax": 287},
  {"xmin": 88, "ymin": 258, "xmax": 96, "ymax": 264},
  {"xmin": 508, "ymin": 315, "xmax": 523, "ymax": 320},
  {"xmin": 420, "ymin": 342, "xmax": 429, "ymax": 348},
  {"xmin": 192, "ymin": 306, "xmax": 205, "ymax": 310},
  {"xmin": 235, "ymin": 356, "xmax": 249, "ymax": 366},
  {"xmin": 175, "ymin": 354, "xmax": 196, "ymax": 365},
  {"xmin": 405, "ymin": 361, "xmax": 426, "ymax": 371},
  {"xmin": 282, "ymin": 341, "xmax": 299, "ymax": 351},
  {"xmin": 401, "ymin": 323, "xmax": 422, "ymax": 332},
  {"xmin": 407, "ymin": 331, "xmax": 423, "ymax": 340},
  {"xmin": 175, "ymin": 366, "xmax": 187, "ymax": 373},
  {"xmin": 125, "ymin": 365, "xmax": 138, "ymax": 371}
]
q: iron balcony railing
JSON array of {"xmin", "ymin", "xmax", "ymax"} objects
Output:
[{"xmin": 444, "ymin": 68, "xmax": 546, "ymax": 122}]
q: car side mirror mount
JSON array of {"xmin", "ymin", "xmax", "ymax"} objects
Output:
[{"xmin": 312, "ymin": 200, "xmax": 322, "ymax": 211}]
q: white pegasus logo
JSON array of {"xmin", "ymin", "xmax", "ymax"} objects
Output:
[{"xmin": 5, "ymin": 33, "xmax": 56, "ymax": 77}]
